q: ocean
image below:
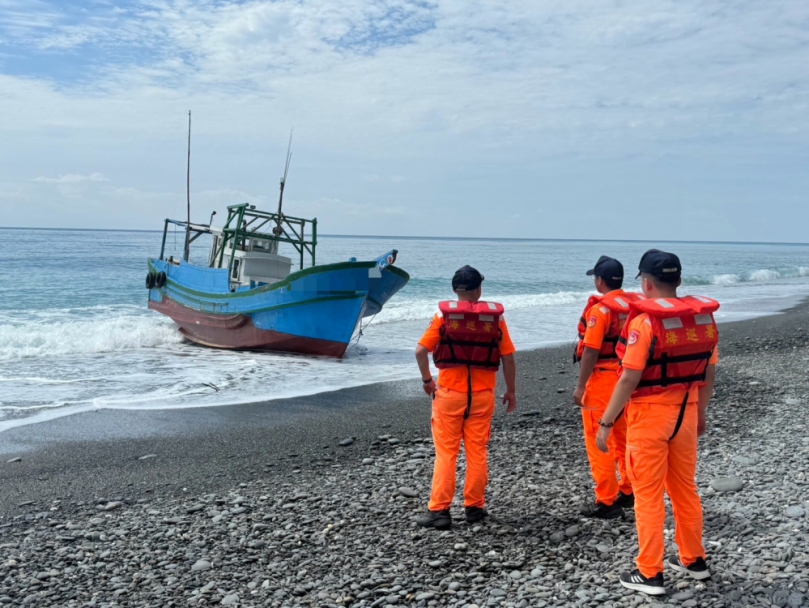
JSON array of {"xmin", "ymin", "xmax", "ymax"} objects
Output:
[{"xmin": 1, "ymin": 227, "xmax": 808, "ymax": 432}]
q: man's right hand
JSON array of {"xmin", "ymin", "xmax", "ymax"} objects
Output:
[
  {"xmin": 502, "ymin": 391, "xmax": 517, "ymax": 413},
  {"xmin": 422, "ymin": 379, "xmax": 436, "ymax": 397},
  {"xmin": 573, "ymin": 386, "xmax": 585, "ymax": 407}
]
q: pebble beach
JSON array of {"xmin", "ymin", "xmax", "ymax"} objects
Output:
[{"xmin": 1, "ymin": 302, "xmax": 808, "ymax": 608}]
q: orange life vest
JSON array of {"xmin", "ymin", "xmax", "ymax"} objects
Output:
[
  {"xmin": 574, "ymin": 292, "xmax": 644, "ymax": 363},
  {"xmin": 617, "ymin": 295, "xmax": 720, "ymax": 397},
  {"xmin": 433, "ymin": 300, "xmax": 504, "ymax": 371}
]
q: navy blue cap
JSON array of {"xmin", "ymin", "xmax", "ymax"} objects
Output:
[
  {"xmin": 636, "ymin": 249, "xmax": 682, "ymax": 279},
  {"xmin": 586, "ymin": 256, "xmax": 624, "ymax": 281},
  {"xmin": 452, "ymin": 265, "xmax": 484, "ymax": 291}
]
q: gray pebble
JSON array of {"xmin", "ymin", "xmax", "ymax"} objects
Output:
[
  {"xmin": 788, "ymin": 593, "xmax": 805, "ymax": 607},
  {"xmin": 732, "ymin": 455, "xmax": 756, "ymax": 465},
  {"xmin": 786, "ymin": 506, "xmax": 805, "ymax": 518},
  {"xmin": 220, "ymin": 594, "xmax": 239, "ymax": 606},
  {"xmin": 711, "ymin": 477, "xmax": 744, "ymax": 492},
  {"xmin": 6, "ymin": 457, "xmax": 21, "ymax": 463},
  {"xmin": 339, "ymin": 437, "xmax": 355, "ymax": 447},
  {"xmin": 191, "ymin": 559, "xmax": 211, "ymax": 572},
  {"xmin": 399, "ymin": 487, "xmax": 418, "ymax": 498}
]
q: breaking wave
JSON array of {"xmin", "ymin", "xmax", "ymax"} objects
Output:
[
  {"xmin": 0, "ymin": 308, "xmax": 182, "ymax": 361},
  {"xmin": 685, "ymin": 266, "xmax": 809, "ymax": 287},
  {"xmin": 375, "ymin": 291, "xmax": 589, "ymax": 324}
]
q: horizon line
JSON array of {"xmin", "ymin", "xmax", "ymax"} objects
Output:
[{"xmin": 0, "ymin": 225, "xmax": 808, "ymax": 247}]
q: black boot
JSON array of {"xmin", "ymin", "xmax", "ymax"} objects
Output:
[
  {"xmin": 616, "ymin": 492, "xmax": 635, "ymax": 509},
  {"xmin": 415, "ymin": 509, "xmax": 451, "ymax": 529},
  {"xmin": 579, "ymin": 501, "xmax": 624, "ymax": 519},
  {"xmin": 465, "ymin": 506, "xmax": 488, "ymax": 524}
]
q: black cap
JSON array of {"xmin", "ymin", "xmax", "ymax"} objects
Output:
[
  {"xmin": 636, "ymin": 249, "xmax": 682, "ymax": 279},
  {"xmin": 452, "ymin": 265, "xmax": 484, "ymax": 292},
  {"xmin": 586, "ymin": 256, "xmax": 624, "ymax": 281}
]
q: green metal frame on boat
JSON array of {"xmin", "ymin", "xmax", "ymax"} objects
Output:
[{"xmin": 159, "ymin": 203, "xmax": 318, "ymax": 273}]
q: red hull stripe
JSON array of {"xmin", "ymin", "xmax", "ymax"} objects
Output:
[{"xmin": 148, "ymin": 298, "xmax": 348, "ymax": 358}]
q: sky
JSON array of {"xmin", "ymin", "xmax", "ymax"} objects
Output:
[{"xmin": 0, "ymin": 0, "xmax": 807, "ymax": 242}]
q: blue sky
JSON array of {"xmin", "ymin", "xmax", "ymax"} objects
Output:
[{"xmin": 0, "ymin": 0, "xmax": 807, "ymax": 241}]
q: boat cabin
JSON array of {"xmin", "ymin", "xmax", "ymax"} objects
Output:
[{"xmin": 209, "ymin": 230, "xmax": 293, "ymax": 286}]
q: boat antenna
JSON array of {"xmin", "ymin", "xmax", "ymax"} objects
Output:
[
  {"xmin": 184, "ymin": 110, "xmax": 192, "ymax": 262},
  {"xmin": 273, "ymin": 129, "xmax": 293, "ymax": 238}
]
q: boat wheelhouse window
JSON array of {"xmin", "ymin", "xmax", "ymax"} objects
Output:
[{"xmin": 231, "ymin": 259, "xmax": 241, "ymax": 280}]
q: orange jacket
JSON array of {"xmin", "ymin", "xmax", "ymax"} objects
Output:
[{"xmin": 575, "ymin": 291, "xmax": 643, "ymax": 363}]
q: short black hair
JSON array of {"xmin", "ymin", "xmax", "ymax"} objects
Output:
[
  {"xmin": 642, "ymin": 272, "xmax": 680, "ymax": 287},
  {"xmin": 601, "ymin": 276, "xmax": 623, "ymax": 291}
]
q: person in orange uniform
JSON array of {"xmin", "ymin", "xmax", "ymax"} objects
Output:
[
  {"xmin": 415, "ymin": 266, "xmax": 518, "ymax": 529},
  {"xmin": 573, "ymin": 256, "xmax": 638, "ymax": 518},
  {"xmin": 596, "ymin": 250, "xmax": 718, "ymax": 596}
]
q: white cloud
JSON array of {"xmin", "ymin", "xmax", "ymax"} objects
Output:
[
  {"xmin": 0, "ymin": 0, "xmax": 807, "ymax": 240},
  {"xmin": 33, "ymin": 173, "xmax": 108, "ymax": 183}
]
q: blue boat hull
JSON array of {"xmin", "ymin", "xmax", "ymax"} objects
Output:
[{"xmin": 146, "ymin": 256, "xmax": 409, "ymax": 357}]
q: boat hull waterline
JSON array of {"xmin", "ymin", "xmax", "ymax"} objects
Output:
[{"xmin": 147, "ymin": 255, "xmax": 409, "ymax": 357}]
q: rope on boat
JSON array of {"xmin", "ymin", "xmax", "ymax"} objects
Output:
[{"xmin": 351, "ymin": 313, "xmax": 378, "ymax": 347}]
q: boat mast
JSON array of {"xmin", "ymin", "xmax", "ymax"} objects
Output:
[
  {"xmin": 270, "ymin": 130, "xmax": 293, "ymax": 254},
  {"xmin": 184, "ymin": 110, "xmax": 192, "ymax": 262}
]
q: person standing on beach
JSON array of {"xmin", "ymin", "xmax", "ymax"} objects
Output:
[
  {"xmin": 573, "ymin": 256, "xmax": 640, "ymax": 519},
  {"xmin": 596, "ymin": 250, "xmax": 719, "ymax": 596},
  {"xmin": 414, "ymin": 265, "xmax": 518, "ymax": 529}
]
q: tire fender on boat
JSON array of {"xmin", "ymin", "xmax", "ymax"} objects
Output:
[
  {"xmin": 156, "ymin": 272, "xmax": 167, "ymax": 288},
  {"xmin": 145, "ymin": 273, "xmax": 156, "ymax": 289}
]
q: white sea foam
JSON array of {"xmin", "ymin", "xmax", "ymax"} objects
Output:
[
  {"xmin": 375, "ymin": 291, "xmax": 589, "ymax": 324},
  {"xmin": 0, "ymin": 311, "xmax": 181, "ymax": 361},
  {"xmin": 700, "ymin": 266, "xmax": 809, "ymax": 286},
  {"xmin": 711, "ymin": 274, "xmax": 740, "ymax": 285},
  {"xmin": 748, "ymin": 269, "xmax": 781, "ymax": 282}
]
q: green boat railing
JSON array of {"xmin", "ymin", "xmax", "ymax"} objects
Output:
[{"xmin": 158, "ymin": 203, "xmax": 318, "ymax": 276}]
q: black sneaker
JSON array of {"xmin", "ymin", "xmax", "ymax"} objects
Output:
[
  {"xmin": 667, "ymin": 556, "xmax": 710, "ymax": 580},
  {"xmin": 616, "ymin": 492, "xmax": 635, "ymax": 509},
  {"xmin": 415, "ymin": 509, "xmax": 451, "ymax": 529},
  {"xmin": 580, "ymin": 501, "xmax": 624, "ymax": 519},
  {"xmin": 619, "ymin": 570, "xmax": 665, "ymax": 595},
  {"xmin": 465, "ymin": 506, "xmax": 488, "ymax": 524}
]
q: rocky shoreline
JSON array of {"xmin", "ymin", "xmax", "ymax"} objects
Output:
[{"xmin": 1, "ymin": 303, "xmax": 808, "ymax": 607}]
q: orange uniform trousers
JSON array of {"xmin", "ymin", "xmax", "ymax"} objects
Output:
[
  {"xmin": 582, "ymin": 369, "xmax": 632, "ymax": 504},
  {"xmin": 625, "ymin": 401, "xmax": 706, "ymax": 578},
  {"xmin": 428, "ymin": 387, "xmax": 495, "ymax": 511}
]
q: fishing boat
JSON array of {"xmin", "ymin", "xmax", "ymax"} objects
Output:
[{"xmin": 145, "ymin": 124, "xmax": 409, "ymax": 357}]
